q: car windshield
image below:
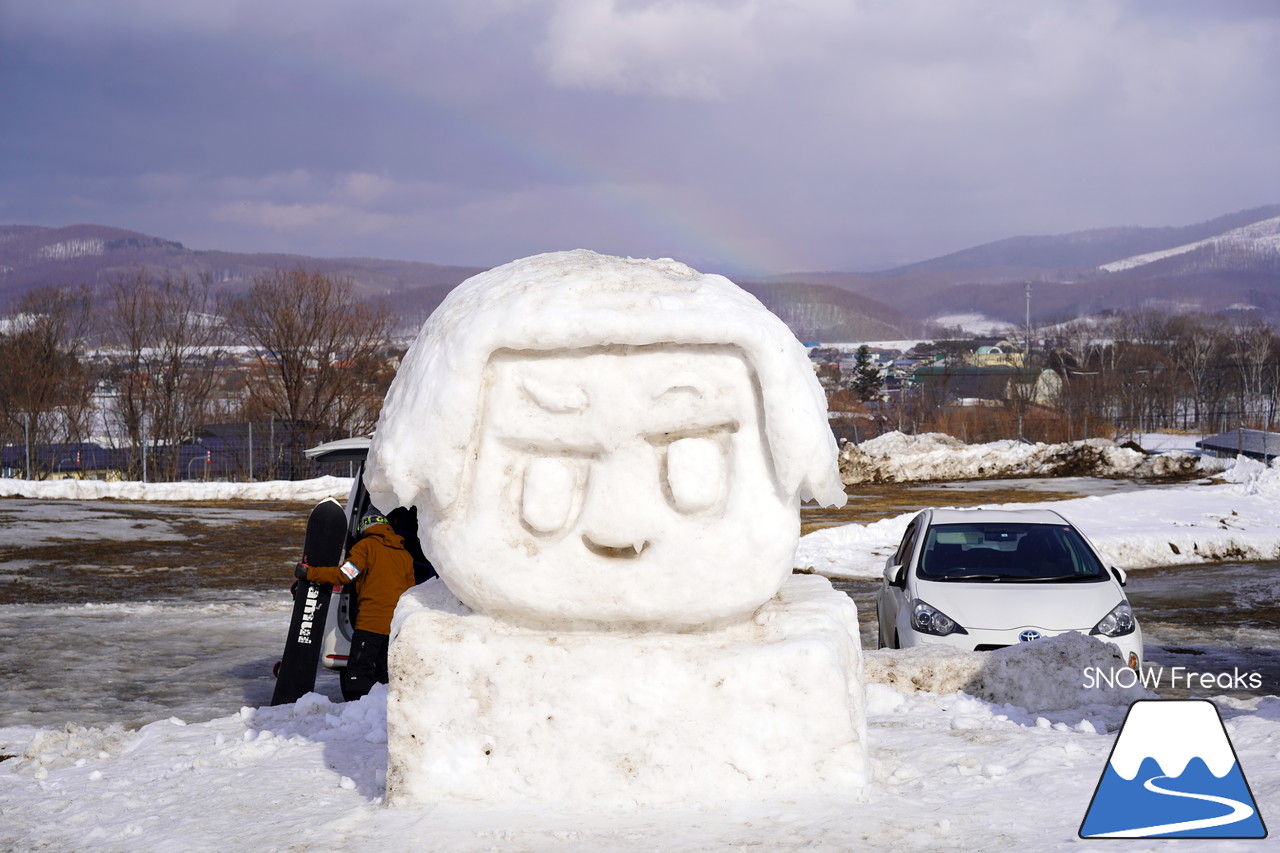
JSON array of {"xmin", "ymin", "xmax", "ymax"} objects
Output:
[{"xmin": 917, "ymin": 522, "xmax": 1106, "ymax": 582}]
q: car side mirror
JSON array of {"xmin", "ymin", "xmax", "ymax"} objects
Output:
[
  {"xmin": 883, "ymin": 564, "xmax": 906, "ymax": 587},
  {"xmin": 1111, "ymin": 566, "xmax": 1127, "ymax": 587}
]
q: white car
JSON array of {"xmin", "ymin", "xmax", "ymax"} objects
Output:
[{"xmin": 875, "ymin": 508, "xmax": 1142, "ymax": 668}]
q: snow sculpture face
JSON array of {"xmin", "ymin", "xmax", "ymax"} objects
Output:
[
  {"xmin": 364, "ymin": 250, "xmax": 845, "ymax": 628},
  {"xmin": 433, "ymin": 344, "xmax": 797, "ymax": 626}
]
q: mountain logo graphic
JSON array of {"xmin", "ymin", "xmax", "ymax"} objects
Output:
[{"xmin": 1079, "ymin": 699, "xmax": 1267, "ymax": 839}]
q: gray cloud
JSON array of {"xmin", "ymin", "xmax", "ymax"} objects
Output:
[{"xmin": 2, "ymin": 0, "xmax": 1278, "ymax": 273}]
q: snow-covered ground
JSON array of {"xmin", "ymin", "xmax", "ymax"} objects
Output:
[
  {"xmin": 4, "ymin": 654, "xmax": 1274, "ymax": 852},
  {"xmin": 3, "ymin": 442, "xmax": 1278, "ymax": 850},
  {"xmin": 807, "ymin": 339, "xmax": 932, "ymax": 352},
  {"xmin": 808, "ymin": 441, "xmax": 1279, "ymax": 580},
  {"xmin": 927, "ymin": 313, "xmax": 1015, "ymax": 336},
  {"xmin": 0, "ymin": 475, "xmax": 353, "ymax": 503}
]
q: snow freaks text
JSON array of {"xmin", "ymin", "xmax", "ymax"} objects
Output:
[{"xmin": 1082, "ymin": 666, "xmax": 1263, "ymax": 691}]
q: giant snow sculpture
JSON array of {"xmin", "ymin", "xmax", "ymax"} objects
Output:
[{"xmin": 366, "ymin": 250, "xmax": 868, "ymax": 808}]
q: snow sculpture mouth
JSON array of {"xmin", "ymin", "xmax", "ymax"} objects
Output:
[{"xmin": 581, "ymin": 535, "xmax": 650, "ymax": 559}]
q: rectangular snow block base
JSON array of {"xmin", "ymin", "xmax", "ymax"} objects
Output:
[{"xmin": 385, "ymin": 574, "xmax": 868, "ymax": 809}]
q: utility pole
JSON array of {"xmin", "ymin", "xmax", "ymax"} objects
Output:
[
  {"xmin": 1025, "ymin": 281, "xmax": 1033, "ymax": 358},
  {"xmin": 1265, "ymin": 408, "xmax": 1271, "ymax": 462},
  {"xmin": 23, "ymin": 412, "xmax": 32, "ymax": 479}
]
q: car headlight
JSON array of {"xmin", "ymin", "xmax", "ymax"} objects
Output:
[
  {"xmin": 1090, "ymin": 601, "xmax": 1136, "ymax": 637},
  {"xmin": 911, "ymin": 599, "xmax": 968, "ymax": 637}
]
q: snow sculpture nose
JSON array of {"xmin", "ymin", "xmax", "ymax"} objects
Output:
[{"xmin": 578, "ymin": 443, "xmax": 661, "ymax": 559}]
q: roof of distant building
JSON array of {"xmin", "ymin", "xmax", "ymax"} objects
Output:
[{"xmin": 1196, "ymin": 428, "xmax": 1280, "ymax": 460}]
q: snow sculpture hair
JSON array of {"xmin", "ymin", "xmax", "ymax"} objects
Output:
[{"xmin": 365, "ymin": 249, "xmax": 844, "ymax": 521}]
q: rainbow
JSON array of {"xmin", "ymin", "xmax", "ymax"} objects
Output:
[{"xmin": 285, "ymin": 44, "xmax": 786, "ymax": 274}]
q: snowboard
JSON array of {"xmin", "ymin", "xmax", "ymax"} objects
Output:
[{"xmin": 270, "ymin": 497, "xmax": 348, "ymax": 706}]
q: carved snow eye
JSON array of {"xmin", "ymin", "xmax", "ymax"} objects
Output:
[
  {"xmin": 521, "ymin": 457, "xmax": 578, "ymax": 534},
  {"xmin": 665, "ymin": 437, "xmax": 725, "ymax": 514}
]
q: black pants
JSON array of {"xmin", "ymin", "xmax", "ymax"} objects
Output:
[{"xmin": 341, "ymin": 628, "xmax": 389, "ymax": 701}]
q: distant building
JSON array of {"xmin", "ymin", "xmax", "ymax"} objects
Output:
[
  {"xmin": 0, "ymin": 441, "xmax": 127, "ymax": 480},
  {"xmin": 912, "ymin": 364, "xmax": 1060, "ymax": 407},
  {"xmin": 1196, "ymin": 429, "xmax": 1280, "ymax": 463},
  {"xmin": 964, "ymin": 345, "xmax": 1025, "ymax": 368}
]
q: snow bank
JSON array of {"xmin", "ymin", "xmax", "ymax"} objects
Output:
[
  {"xmin": 838, "ymin": 431, "xmax": 1225, "ymax": 484},
  {"xmin": 865, "ymin": 633, "xmax": 1154, "ymax": 727},
  {"xmin": 800, "ymin": 457, "xmax": 1280, "ymax": 578},
  {"xmin": 0, "ymin": 476, "xmax": 354, "ymax": 502}
]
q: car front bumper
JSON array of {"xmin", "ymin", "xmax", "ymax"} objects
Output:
[{"xmin": 901, "ymin": 624, "xmax": 1143, "ymax": 669}]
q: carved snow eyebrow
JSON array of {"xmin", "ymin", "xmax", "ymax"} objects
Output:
[
  {"xmin": 521, "ymin": 376, "xmax": 589, "ymax": 413},
  {"xmin": 652, "ymin": 375, "xmax": 706, "ymax": 400}
]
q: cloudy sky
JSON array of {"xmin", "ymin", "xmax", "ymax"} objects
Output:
[{"xmin": 2, "ymin": 0, "xmax": 1278, "ymax": 274}]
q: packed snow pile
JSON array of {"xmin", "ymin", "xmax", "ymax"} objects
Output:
[
  {"xmin": 864, "ymin": 633, "xmax": 1153, "ymax": 722},
  {"xmin": 1221, "ymin": 454, "xmax": 1280, "ymax": 492},
  {"xmin": 863, "ymin": 643, "xmax": 983, "ymax": 695},
  {"xmin": 798, "ymin": 456, "xmax": 1280, "ymax": 578},
  {"xmin": 967, "ymin": 632, "xmax": 1155, "ymax": 715},
  {"xmin": 838, "ymin": 431, "xmax": 1223, "ymax": 484},
  {"xmin": 386, "ymin": 576, "xmax": 867, "ymax": 808},
  {"xmin": 0, "ymin": 475, "xmax": 354, "ymax": 502}
]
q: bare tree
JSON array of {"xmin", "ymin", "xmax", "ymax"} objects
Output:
[
  {"xmin": 1228, "ymin": 314, "xmax": 1276, "ymax": 429},
  {"xmin": 0, "ymin": 286, "xmax": 94, "ymax": 477},
  {"xmin": 103, "ymin": 270, "xmax": 225, "ymax": 479},
  {"xmin": 1168, "ymin": 313, "xmax": 1228, "ymax": 432},
  {"xmin": 226, "ymin": 268, "xmax": 393, "ymax": 475},
  {"xmin": 1047, "ymin": 318, "xmax": 1109, "ymax": 439}
]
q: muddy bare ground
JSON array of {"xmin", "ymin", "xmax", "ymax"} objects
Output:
[
  {"xmin": 799, "ymin": 480, "xmax": 1103, "ymax": 535},
  {"xmin": 4, "ymin": 485, "xmax": 1276, "ymax": 704},
  {"xmin": 0, "ymin": 482, "xmax": 1100, "ymax": 606},
  {"xmin": 0, "ymin": 499, "xmax": 308, "ymax": 605}
]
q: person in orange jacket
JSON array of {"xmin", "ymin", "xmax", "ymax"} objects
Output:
[{"xmin": 296, "ymin": 512, "xmax": 416, "ymax": 700}]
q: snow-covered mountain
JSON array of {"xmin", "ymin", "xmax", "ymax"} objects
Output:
[
  {"xmin": 0, "ymin": 223, "xmax": 485, "ymax": 332},
  {"xmin": 1100, "ymin": 215, "xmax": 1280, "ymax": 274},
  {"xmin": 0, "ymin": 224, "xmax": 930, "ymax": 341},
  {"xmin": 778, "ymin": 205, "xmax": 1280, "ymax": 329}
]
